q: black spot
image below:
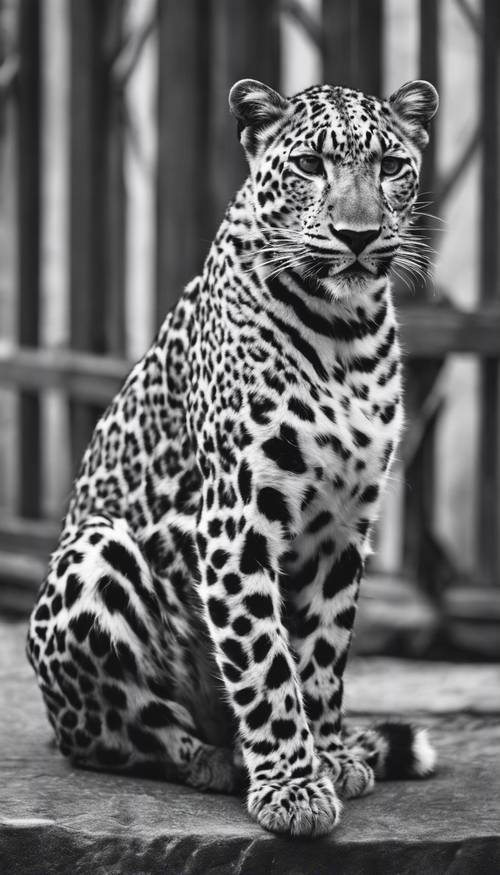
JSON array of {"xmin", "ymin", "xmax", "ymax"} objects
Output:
[
  {"xmin": 381, "ymin": 403, "xmax": 396, "ymax": 424},
  {"xmin": 253, "ymin": 633, "xmax": 272, "ymax": 662},
  {"xmin": 240, "ymin": 528, "xmax": 270, "ymax": 575},
  {"xmin": 290, "ymin": 763, "xmax": 313, "ymax": 779},
  {"xmin": 271, "ymin": 718, "xmax": 296, "ymax": 739},
  {"xmin": 287, "ymin": 396, "xmax": 315, "ymax": 422},
  {"xmin": 359, "ymin": 484, "xmax": 379, "ymax": 503},
  {"xmin": 97, "ymin": 576, "xmax": 148, "ymax": 642},
  {"xmin": 141, "ymin": 702, "xmax": 174, "ymax": 727},
  {"xmin": 336, "ymin": 606, "xmax": 356, "ymax": 629},
  {"xmin": 127, "ymin": 724, "xmax": 165, "ymax": 754},
  {"xmin": 288, "ymin": 555, "xmax": 319, "ymax": 591},
  {"xmin": 303, "ymin": 694, "xmax": 323, "ymax": 720},
  {"xmin": 232, "ymin": 615, "xmax": 252, "ymax": 636},
  {"xmin": 211, "ymin": 549, "xmax": 230, "ymax": 570},
  {"xmin": 61, "ymin": 709, "xmax": 78, "ymax": 729},
  {"xmin": 300, "ymin": 661, "xmax": 315, "ymax": 682},
  {"xmin": 252, "ymin": 739, "xmax": 276, "ymax": 755},
  {"xmin": 89, "ymin": 626, "xmax": 111, "ymax": 658},
  {"xmin": 51, "ymin": 594, "xmax": 62, "ymax": 616},
  {"xmin": 234, "ymin": 687, "xmax": 256, "ymax": 706},
  {"xmin": 314, "ymin": 638, "xmax": 336, "ymax": 667},
  {"xmin": 207, "ymin": 597, "xmax": 229, "ymax": 627},
  {"xmin": 221, "ymin": 637, "xmax": 248, "ymax": 670},
  {"xmin": 106, "ymin": 710, "xmax": 122, "ymax": 731},
  {"xmin": 65, "ymin": 574, "xmax": 84, "ymax": 609},
  {"xmin": 208, "ymin": 518, "xmax": 222, "ymax": 538},
  {"xmin": 352, "ymin": 428, "xmax": 371, "ymax": 448},
  {"xmin": 257, "ymin": 487, "xmax": 291, "ymax": 526},
  {"xmin": 323, "ymin": 546, "xmax": 363, "ymax": 599},
  {"xmin": 102, "ymin": 683, "xmax": 127, "ymax": 709},
  {"xmin": 307, "ymin": 510, "xmax": 332, "ymax": 534},
  {"xmin": 335, "ymin": 650, "xmax": 349, "ymax": 677},
  {"xmin": 75, "ymin": 730, "xmax": 92, "ymax": 748},
  {"xmin": 238, "ymin": 460, "xmax": 253, "ymax": 504},
  {"xmin": 85, "ymin": 714, "xmax": 102, "ymax": 736},
  {"xmin": 102, "ymin": 541, "xmax": 143, "ymax": 589},
  {"xmin": 103, "ymin": 651, "xmax": 124, "ymax": 680},
  {"xmin": 357, "ymin": 518, "xmax": 370, "ymax": 536},
  {"xmin": 196, "ymin": 532, "xmax": 207, "ymax": 558},
  {"xmin": 34, "ymin": 603, "xmax": 50, "ymax": 622},
  {"xmin": 244, "ymin": 593, "xmax": 274, "ymax": 619},
  {"xmin": 68, "ymin": 644, "xmax": 98, "ymax": 677},
  {"xmin": 223, "ymin": 573, "xmax": 242, "ymax": 595},
  {"xmin": 262, "ymin": 424, "xmax": 306, "ymax": 474},
  {"xmin": 265, "ymin": 653, "xmax": 291, "ymax": 688},
  {"xmin": 328, "ymin": 686, "xmax": 343, "ymax": 711},
  {"xmin": 69, "ymin": 611, "xmax": 95, "ymax": 643},
  {"xmin": 295, "ymin": 612, "xmax": 320, "ymax": 639},
  {"xmin": 246, "ymin": 699, "xmax": 272, "ymax": 730},
  {"xmin": 222, "ymin": 662, "xmax": 241, "ymax": 682}
]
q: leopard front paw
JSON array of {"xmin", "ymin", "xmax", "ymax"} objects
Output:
[
  {"xmin": 320, "ymin": 750, "xmax": 375, "ymax": 799},
  {"xmin": 247, "ymin": 773, "xmax": 341, "ymax": 836}
]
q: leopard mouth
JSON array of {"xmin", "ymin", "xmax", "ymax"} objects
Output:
[{"xmin": 334, "ymin": 263, "xmax": 373, "ymax": 279}]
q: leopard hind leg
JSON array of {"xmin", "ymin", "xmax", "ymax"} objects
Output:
[{"xmin": 27, "ymin": 514, "xmax": 240, "ymax": 793}]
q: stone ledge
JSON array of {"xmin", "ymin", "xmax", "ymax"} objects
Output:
[{"xmin": 1, "ymin": 623, "xmax": 499, "ymax": 874}]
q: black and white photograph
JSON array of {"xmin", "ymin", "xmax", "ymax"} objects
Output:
[{"xmin": 0, "ymin": 1, "xmax": 499, "ymax": 873}]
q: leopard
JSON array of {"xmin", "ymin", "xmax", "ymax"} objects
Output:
[{"xmin": 27, "ymin": 77, "xmax": 439, "ymax": 837}]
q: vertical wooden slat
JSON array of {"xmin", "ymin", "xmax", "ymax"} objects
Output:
[
  {"xmin": 17, "ymin": 0, "xmax": 41, "ymax": 518},
  {"xmin": 478, "ymin": 0, "xmax": 499, "ymax": 587},
  {"xmin": 401, "ymin": 0, "xmax": 441, "ymax": 586},
  {"xmin": 69, "ymin": 0, "xmax": 100, "ymax": 470},
  {"xmin": 418, "ymin": 0, "xmax": 439, "ymax": 209},
  {"xmin": 156, "ymin": 0, "xmax": 211, "ymax": 324},
  {"xmin": 322, "ymin": 0, "xmax": 382, "ymax": 94},
  {"xmin": 103, "ymin": 0, "xmax": 126, "ymax": 357},
  {"xmin": 208, "ymin": 0, "xmax": 281, "ymax": 230},
  {"xmin": 69, "ymin": 0, "xmax": 126, "ymax": 470}
]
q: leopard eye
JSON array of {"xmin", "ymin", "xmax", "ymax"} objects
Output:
[
  {"xmin": 381, "ymin": 156, "xmax": 404, "ymax": 177},
  {"xmin": 294, "ymin": 154, "xmax": 324, "ymax": 176}
]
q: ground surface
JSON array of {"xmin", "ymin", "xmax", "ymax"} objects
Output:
[{"xmin": 0, "ymin": 622, "xmax": 499, "ymax": 875}]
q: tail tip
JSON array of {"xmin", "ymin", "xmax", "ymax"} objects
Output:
[{"xmin": 411, "ymin": 728, "xmax": 437, "ymax": 777}]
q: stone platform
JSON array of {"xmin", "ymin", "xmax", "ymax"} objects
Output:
[{"xmin": 1, "ymin": 621, "xmax": 499, "ymax": 874}]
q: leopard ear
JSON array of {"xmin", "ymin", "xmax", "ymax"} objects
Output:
[
  {"xmin": 229, "ymin": 79, "xmax": 290, "ymax": 148},
  {"xmin": 389, "ymin": 80, "xmax": 439, "ymax": 147}
]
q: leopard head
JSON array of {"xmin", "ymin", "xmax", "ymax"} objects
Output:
[{"xmin": 229, "ymin": 78, "xmax": 438, "ymax": 299}]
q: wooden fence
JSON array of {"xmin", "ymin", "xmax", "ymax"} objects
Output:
[{"xmin": 0, "ymin": 0, "xmax": 499, "ymax": 629}]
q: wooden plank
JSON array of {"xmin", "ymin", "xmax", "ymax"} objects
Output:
[
  {"xmin": 208, "ymin": 0, "xmax": 281, "ymax": 228},
  {"xmin": 478, "ymin": 0, "xmax": 500, "ymax": 587},
  {"xmin": 322, "ymin": 0, "xmax": 382, "ymax": 94},
  {"xmin": 0, "ymin": 302, "xmax": 499, "ymax": 401},
  {"xmin": 0, "ymin": 347, "xmax": 129, "ymax": 401},
  {"xmin": 418, "ymin": 0, "xmax": 439, "ymax": 206},
  {"xmin": 69, "ymin": 0, "xmax": 114, "ymax": 469},
  {"xmin": 156, "ymin": 0, "xmax": 211, "ymax": 324},
  {"xmin": 398, "ymin": 305, "xmax": 500, "ymax": 356},
  {"xmin": 102, "ymin": 0, "xmax": 127, "ymax": 356},
  {"xmin": 0, "ymin": 516, "xmax": 59, "ymax": 558},
  {"xmin": 16, "ymin": 0, "xmax": 41, "ymax": 518},
  {"xmin": 403, "ymin": 359, "xmax": 443, "ymax": 581}
]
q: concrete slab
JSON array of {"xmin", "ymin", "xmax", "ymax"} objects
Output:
[{"xmin": 1, "ymin": 622, "xmax": 499, "ymax": 874}]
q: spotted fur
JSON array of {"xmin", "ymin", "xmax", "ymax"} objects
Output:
[{"xmin": 27, "ymin": 79, "xmax": 438, "ymax": 837}]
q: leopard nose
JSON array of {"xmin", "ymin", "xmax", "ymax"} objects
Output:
[{"xmin": 331, "ymin": 227, "xmax": 381, "ymax": 255}]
